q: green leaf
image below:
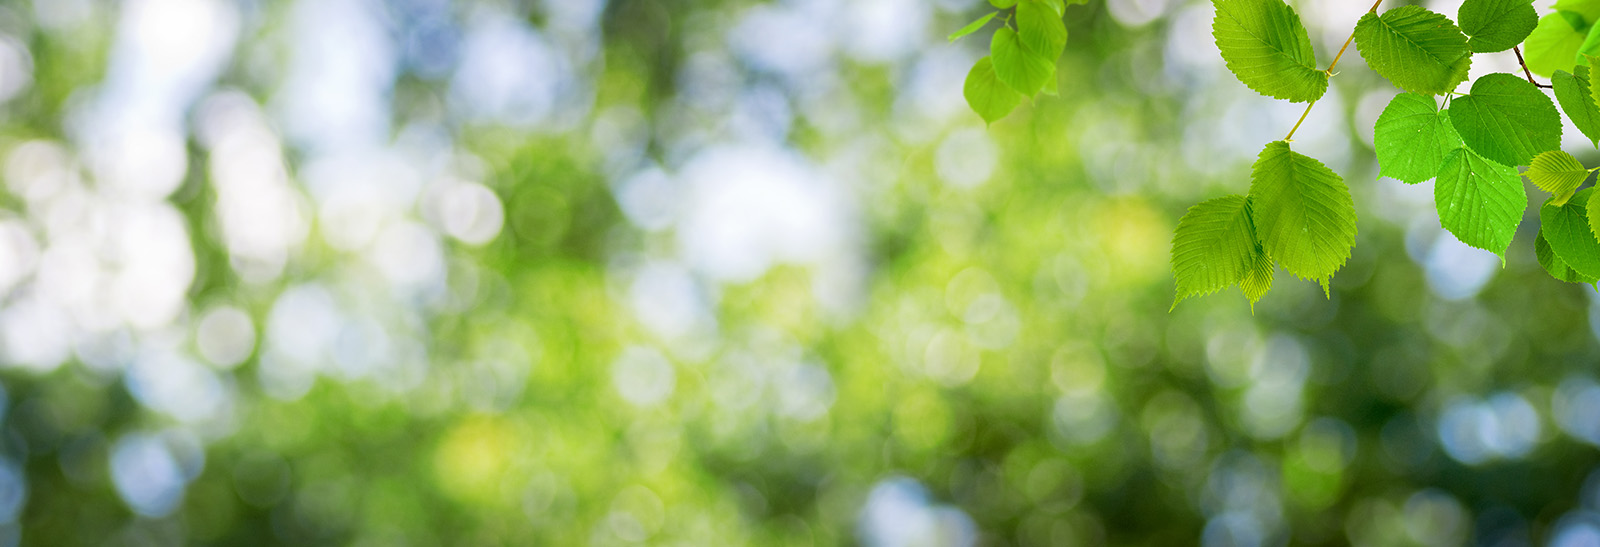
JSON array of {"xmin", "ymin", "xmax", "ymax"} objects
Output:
[
  {"xmin": 1211, "ymin": 0, "xmax": 1327, "ymax": 102},
  {"xmin": 1353, "ymin": 6, "xmax": 1473, "ymax": 95},
  {"xmin": 1536, "ymin": 229, "xmax": 1600, "ymax": 283},
  {"xmin": 1557, "ymin": 0, "xmax": 1600, "ymax": 21},
  {"xmin": 1553, "ymin": 67, "xmax": 1600, "ymax": 147},
  {"xmin": 1525, "ymin": 12, "xmax": 1591, "ymax": 77},
  {"xmin": 1239, "ymin": 246, "xmax": 1274, "ymax": 311},
  {"xmin": 1525, "ymin": 149, "xmax": 1590, "ymax": 205},
  {"xmin": 964, "ymin": 57, "xmax": 1023, "ymax": 124},
  {"xmin": 1541, "ymin": 187, "xmax": 1600, "ymax": 278},
  {"xmin": 1041, "ymin": 0, "xmax": 1067, "ymax": 16},
  {"xmin": 1459, "ymin": 0, "xmax": 1539, "ymax": 53},
  {"xmin": 1590, "ymin": 185, "xmax": 1600, "ymax": 240},
  {"xmin": 1248, "ymin": 141, "xmax": 1358, "ymax": 282},
  {"xmin": 948, "ymin": 12, "xmax": 998, "ymax": 43},
  {"xmin": 1017, "ymin": 1, "xmax": 1067, "ymax": 61},
  {"xmin": 989, "ymin": 0, "xmax": 1017, "ymax": 8},
  {"xmin": 991, "ymin": 27, "xmax": 1054, "ymax": 95},
  {"xmin": 1435, "ymin": 147, "xmax": 1527, "ymax": 257},
  {"xmin": 1374, "ymin": 93, "xmax": 1463, "ymax": 184},
  {"xmin": 1170, "ymin": 195, "xmax": 1261, "ymax": 308},
  {"xmin": 1447, "ymin": 73, "xmax": 1563, "ymax": 167}
]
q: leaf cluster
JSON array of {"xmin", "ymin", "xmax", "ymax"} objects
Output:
[{"xmin": 953, "ymin": 0, "xmax": 1084, "ymax": 123}]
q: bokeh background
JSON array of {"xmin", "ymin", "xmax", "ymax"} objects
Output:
[{"xmin": 0, "ymin": 0, "xmax": 1595, "ymax": 544}]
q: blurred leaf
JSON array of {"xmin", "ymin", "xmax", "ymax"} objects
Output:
[
  {"xmin": 1537, "ymin": 229, "xmax": 1600, "ymax": 283},
  {"xmin": 1541, "ymin": 187, "xmax": 1600, "ymax": 278},
  {"xmin": 1248, "ymin": 141, "xmax": 1357, "ymax": 283},
  {"xmin": 1354, "ymin": 6, "xmax": 1473, "ymax": 95},
  {"xmin": 1212, "ymin": 0, "xmax": 1327, "ymax": 102},
  {"xmin": 1017, "ymin": 1, "xmax": 1067, "ymax": 60},
  {"xmin": 991, "ymin": 27, "xmax": 1054, "ymax": 95},
  {"xmin": 1436, "ymin": 146, "xmax": 1526, "ymax": 257},
  {"xmin": 1374, "ymin": 92, "xmax": 1462, "ymax": 184},
  {"xmin": 1526, "ymin": 149, "xmax": 1590, "ymax": 205},
  {"xmin": 1553, "ymin": 67, "xmax": 1600, "ymax": 147},
  {"xmin": 1590, "ymin": 187, "xmax": 1600, "ymax": 239},
  {"xmin": 1448, "ymin": 73, "xmax": 1562, "ymax": 167},
  {"xmin": 1525, "ymin": 12, "xmax": 1590, "ymax": 76},
  {"xmin": 1170, "ymin": 195, "xmax": 1260, "ymax": 308},
  {"xmin": 948, "ymin": 12, "xmax": 998, "ymax": 43},
  {"xmin": 990, "ymin": 0, "xmax": 1017, "ymax": 8},
  {"xmin": 1458, "ymin": 0, "xmax": 1538, "ymax": 53},
  {"xmin": 964, "ymin": 57, "xmax": 1023, "ymax": 123}
]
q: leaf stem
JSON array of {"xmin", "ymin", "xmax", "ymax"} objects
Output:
[
  {"xmin": 1514, "ymin": 46, "xmax": 1554, "ymax": 89},
  {"xmin": 1286, "ymin": 0, "xmax": 1381, "ymax": 141}
]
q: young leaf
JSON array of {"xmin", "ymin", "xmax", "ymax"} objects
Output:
[
  {"xmin": 1374, "ymin": 93, "xmax": 1463, "ymax": 184},
  {"xmin": 964, "ymin": 57, "xmax": 1023, "ymax": 124},
  {"xmin": 1248, "ymin": 141, "xmax": 1358, "ymax": 283},
  {"xmin": 991, "ymin": 27, "xmax": 1054, "ymax": 95},
  {"xmin": 1448, "ymin": 73, "xmax": 1563, "ymax": 167},
  {"xmin": 1435, "ymin": 147, "xmax": 1527, "ymax": 257},
  {"xmin": 1353, "ymin": 6, "xmax": 1473, "ymax": 96},
  {"xmin": 1212, "ymin": 0, "xmax": 1327, "ymax": 103},
  {"xmin": 1171, "ymin": 195, "xmax": 1261, "ymax": 308},
  {"xmin": 1459, "ymin": 0, "xmax": 1539, "ymax": 53},
  {"xmin": 1525, "ymin": 149, "xmax": 1590, "ymax": 205},
  {"xmin": 1524, "ymin": 12, "xmax": 1590, "ymax": 76},
  {"xmin": 949, "ymin": 12, "xmax": 998, "ymax": 43},
  {"xmin": 1239, "ymin": 247, "xmax": 1274, "ymax": 311},
  {"xmin": 1017, "ymin": 1, "xmax": 1067, "ymax": 61},
  {"xmin": 1541, "ymin": 187, "xmax": 1600, "ymax": 278},
  {"xmin": 1536, "ymin": 229, "xmax": 1600, "ymax": 284},
  {"xmin": 1552, "ymin": 66, "xmax": 1600, "ymax": 146}
]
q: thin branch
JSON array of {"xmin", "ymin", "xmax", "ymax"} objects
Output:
[
  {"xmin": 1287, "ymin": 0, "xmax": 1382, "ymax": 141},
  {"xmin": 1514, "ymin": 46, "xmax": 1554, "ymax": 89}
]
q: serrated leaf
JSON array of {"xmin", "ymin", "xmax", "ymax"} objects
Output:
[
  {"xmin": 991, "ymin": 27, "xmax": 1054, "ymax": 95},
  {"xmin": 1435, "ymin": 147, "xmax": 1527, "ymax": 257},
  {"xmin": 1211, "ymin": 0, "xmax": 1327, "ymax": 102},
  {"xmin": 949, "ymin": 12, "xmax": 998, "ymax": 43},
  {"xmin": 1590, "ymin": 187, "xmax": 1600, "ymax": 240},
  {"xmin": 1374, "ymin": 93, "xmax": 1463, "ymax": 184},
  {"xmin": 1525, "ymin": 12, "xmax": 1590, "ymax": 77},
  {"xmin": 1525, "ymin": 149, "xmax": 1590, "ymax": 205},
  {"xmin": 1171, "ymin": 195, "xmax": 1261, "ymax": 308},
  {"xmin": 1017, "ymin": 1, "xmax": 1067, "ymax": 61},
  {"xmin": 1459, "ymin": 0, "xmax": 1539, "ymax": 53},
  {"xmin": 1448, "ymin": 73, "xmax": 1563, "ymax": 167},
  {"xmin": 964, "ymin": 57, "xmax": 1022, "ymax": 124},
  {"xmin": 1577, "ymin": 17, "xmax": 1600, "ymax": 66},
  {"xmin": 1354, "ymin": 6, "xmax": 1473, "ymax": 95},
  {"xmin": 1239, "ymin": 246, "xmax": 1274, "ymax": 311},
  {"xmin": 1541, "ymin": 187, "xmax": 1600, "ymax": 278},
  {"xmin": 1248, "ymin": 141, "xmax": 1358, "ymax": 282},
  {"xmin": 1537, "ymin": 229, "xmax": 1600, "ymax": 283},
  {"xmin": 1553, "ymin": 67, "xmax": 1600, "ymax": 147}
]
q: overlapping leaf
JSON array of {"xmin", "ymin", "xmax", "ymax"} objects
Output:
[
  {"xmin": 1435, "ymin": 147, "xmax": 1527, "ymax": 257},
  {"xmin": 1017, "ymin": 1, "xmax": 1067, "ymax": 61},
  {"xmin": 1354, "ymin": 6, "xmax": 1473, "ymax": 95},
  {"xmin": 992, "ymin": 27, "xmax": 1054, "ymax": 95},
  {"xmin": 1525, "ymin": 150, "xmax": 1590, "ymax": 205},
  {"xmin": 1374, "ymin": 93, "xmax": 1463, "ymax": 184},
  {"xmin": 1553, "ymin": 65, "xmax": 1600, "ymax": 146},
  {"xmin": 1590, "ymin": 188, "xmax": 1600, "ymax": 240},
  {"xmin": 1212, "ymin": 0, "xmax": 1327, "ymax": 102},
  {"xmin": 1171, "ymin": 195, "xmax": 1265, "ymax": 308},
  {"xmin": 964, "ymin": 57, "xmax": 1022, "ymax": 124},
  {"xmin": 1536, "ymin": 230, "xmax": 1600, "ymax": 284},
  {"xmin": 1448, "ymin": 73, "xmax": 1563, "ymax": 167},
  {"xmin": 949, "ymin": 12, "xmax": 997, "ymax": 42},
  {"xmin": 1541, "ymin": 187, "xmax": 1600, "ymax": 278},
  {"xmin": 1524, "ymin": 12, "xmax": 1590, "ymax": 76},
  {"xmin": 1248, "ymin": 141, "xmax": 1358, "ymax": 283},
  {"xmin": 1459, "ymin": 0, "xmax": 1539, "ymax": 53}
]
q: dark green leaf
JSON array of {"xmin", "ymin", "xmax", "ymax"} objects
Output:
[
  {"xmin": 1447, "ymin": 73, "xmax": 1563, "ymax": 166},
  {"xmin": 1541, "ymin": 187, "xmax": 1600, "ymax": 278},
  {"xmin": 1553, "ymin": 66, "xmax": 1600, "ymax": 146},
  {"xmin": 1459, "ymin": 0, "xmax": 1539, "ymax": 53}
]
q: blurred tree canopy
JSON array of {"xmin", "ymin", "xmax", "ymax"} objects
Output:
[{"xmin": 0, "ymin": 0, "xmax": 1594, "ymax": 546}]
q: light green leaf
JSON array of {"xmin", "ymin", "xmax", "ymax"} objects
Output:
[
  {"xmin": 1239, "ymin": 246, "xmax": 1274, "ymax": 311},
  {"xmin": 1041, "ymin": 0, "xmax": 1067, "ymax": 15},
  {"xmin": 1541, "ymin": 187, "xmax": 1600, "ymax": 278},
  {"xmin": 948, "ymin": 12, "xmax": 998, "ymax": 43},
  {"xmin": 1353, "ymin": 6, "xmax": 1473, "ymax": 95},
  {"xmin": 1017, "ymin": 1, "xmax": 1067, "ymax": 61},
  {"xmin": 1553, "ymin": 66, "xmax": 1600, "ymax": 147},
  {"xmin": 1459, "ymin": 0, "xmax": 1539, "ymax": 53},
  {"xmin": 1557, "ymin": 0, "xmax": 1600, "ymax": 21},
  {"xmin": 1448, "ymin": 73, "xmax": 1563, "ymax": 167},
  {"xmin": 1374, "ymin": 93, "xmax": 1463, "ymax": 184},
  {"xmin": 989, "ymin": 0, "xmax": 1017, "ymax": 8},
  {"xmin": 1590, "ymin": 187, "xmax": 1600, "ymax": 240},
  {"xmin": 1524, "ymin": 12, "xmax": 1590, "ymax": 76},
  {"xmin": 963, "ymin": 57, "xmax": 1023, "ymax": 124},
  {"xmin": 991, "ymin": 27, "xmax": 1054, "ymax": 95},
  {"xmin": 1525, "ymin": 149, "xmax": 1590, "ymax": 205},
  {"xmin": 1577, "ymin": 16, "xmax": 1600, "ymax": 65},
  {"xmin": 1536, "ymin": 229, "xmax": 1600, "ymax": 283},
  {"xmin": 1248, "ymin": 141, "xmax": 1358, "ymax": 282},
  {"xmin": 1435, "ymin": 147, "xmax": 1527, "ymax": 257},
  {"xmin": 1211, "ymin": 0, "xmax": 1327, "ymax": 102},
  {"xmin": 1171, "ymin": 195, "xmax": 1261, "ymax": 308}
]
